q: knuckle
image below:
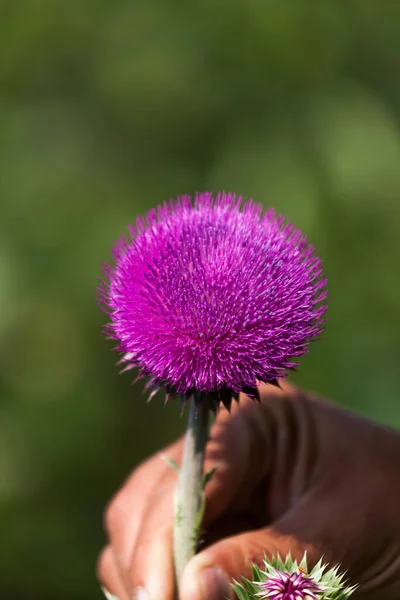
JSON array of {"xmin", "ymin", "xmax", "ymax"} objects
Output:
[
  {"xmin": 140, "ymin": 527, "xmax": 171, "ymax": 550},
  {"xmin": 104, "ymin": 492, "xmax": 128, "ymax": 535},
  {"xmin": 102, "ymin": 439, "xmax": 182, "ymax": 538},
  {"xmin": 96, "ymin": 545, "xmax": 112, "ymax": 583}
]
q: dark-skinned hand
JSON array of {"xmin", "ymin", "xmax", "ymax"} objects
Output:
[{"xmin": 98, "ymin": 382, "xmax": 400, "ymax": 600}]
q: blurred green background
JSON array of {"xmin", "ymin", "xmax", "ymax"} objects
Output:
[{"xmin": 1, "ymin": 1, "xmax": 400, "ymax": 598}]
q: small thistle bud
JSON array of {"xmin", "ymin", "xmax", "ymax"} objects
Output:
[
  {"xmin": 232, "ymin": 553, "xmax": 357, "ymax": 600},
  {"xmin": 258, "ymin": 570, "xmax": 321, "ymax": 599}
]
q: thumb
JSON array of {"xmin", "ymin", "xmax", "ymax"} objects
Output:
[{"xmin": 180, "ymin": 526, "xmax": 316, "ymax": 600}]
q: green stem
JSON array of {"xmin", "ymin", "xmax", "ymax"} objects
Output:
[{"xmin": 173, "ymin": 394, "xmax": 210, "ymax": 590}]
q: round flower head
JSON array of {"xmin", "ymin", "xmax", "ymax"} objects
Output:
[
  {"xmin": 258, "ymin": 571, "xmax": 322, "ymax": 600},
  {"xmin": 233, "ymin": 554, "xmax": 356, "ymax": 600},
  {"xmin": 99, "ymin": 192, "xmax": 327, "ymax": 406}
]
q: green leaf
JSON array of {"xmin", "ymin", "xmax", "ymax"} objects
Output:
[
  {"xmin": 202, "ymin": 465, "xmax": 218, "ymax": 489},
  {"xmin": 160, "ymin": 453, "xmax": 180, "ymax": 472}
]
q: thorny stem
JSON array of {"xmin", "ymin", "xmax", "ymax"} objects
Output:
[{"xmin": 173, "ymin": 394, "xmax": 210, "ymax": 592}]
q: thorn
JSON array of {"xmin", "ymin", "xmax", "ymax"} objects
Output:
[
  {"xmin": 220, "ymin": 388, "xmax": 233, "ymax": 412},
  {"xmin": 207, "ymin": 393, "xmax": 219, "ymax": 414},
  {"xmin": 193, "ymin": 391, "xmax": 202, "ymax": 406},
  {"xmin": 144, "ymin": 377, "xmax": 157, "ymax": 392},
  {"xmin": 117, "ymin": 352, "xmax": 135, "ymax": 365},
  {"xmin": 232, "ymin": 391, "xmax": 240, "ymax": 402},
  {"xmin": 133, "ymin": 371, "xmax": 146, "ymax": 384},
  {"xmin": 242, "ymin": 385, "xmax": 258, "ymax": 399},
  {"xmin": 119, "ymin": 363, "xmax": 136, "ymax": 374},
  {"xmin": 269, "ymin": 378, "xmax": 281, "ymax": 388},
  {"xmin": 180, "ymin": 395, "xmax": 187, "ymax": 416},
  {"xmin": 147, "ymin": 388, "xmax": 160, "ymax": 402}
]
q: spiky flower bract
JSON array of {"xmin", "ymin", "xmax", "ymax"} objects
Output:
[
  {"xmin": 232, "ymin": 553, "xmax": 357, "ymax": 600},
  {"xmin": 99, "ymin": 192, "xmax": 327, "ymax": 405}
]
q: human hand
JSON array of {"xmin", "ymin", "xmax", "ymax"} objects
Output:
[{"xmin": 97, "ymin": 383, "xmax": 400, "ymax": 600}]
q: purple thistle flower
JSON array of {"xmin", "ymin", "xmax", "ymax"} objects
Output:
[
  {"xmin": 258, "ymin": 570, "xmax": 322, "ymax": 600},
  {"xmin": 99, "ymin": 192, "xmax": 327, "ymax": 405}
]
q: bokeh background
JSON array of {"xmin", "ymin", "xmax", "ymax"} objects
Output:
[{"xmin": 1, "ymin": 1, "xmax": 400, "ymax": 598}]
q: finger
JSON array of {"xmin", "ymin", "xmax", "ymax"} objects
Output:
[
  {"xmin": 202, "ymin": 382, "xmax": 289, "ymax": 524},
  {"xmin": 201, "ymin": 396, "xmax": 266, "ymax": 524},
  {"xmin": 180, "ymin": 525, "xmax": 317, "ymax": 600},
  {"xmin": 104, "ymin": 438, "xmax": 182, "ymax": 583},
  {"xmin": 202, "ymin": 514, "xmax": 257, "ymax": 548},
  {"xmin": 129, "ymin": 525, "xmax": 175, "ymax": 600},
  {"xmin": 97, "ymin": 546, "xmax": 131, "ymax": 600}
]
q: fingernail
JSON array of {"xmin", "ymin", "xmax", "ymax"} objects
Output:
[
  {"xmin": 199, "ymin": 568, "xmax": 232, "ymax": 600},
  {"xmin": 101, "ymin": 587, "xmax": 119, "ymax": 600},
  {"xmin": 132, "ymin": 587, "xmax": 150, "ymax": 600}
]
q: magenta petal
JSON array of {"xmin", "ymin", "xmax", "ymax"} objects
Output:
[{"xmin": 259, "ymin": 570, "xmax": 322, "ymax": 600}]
